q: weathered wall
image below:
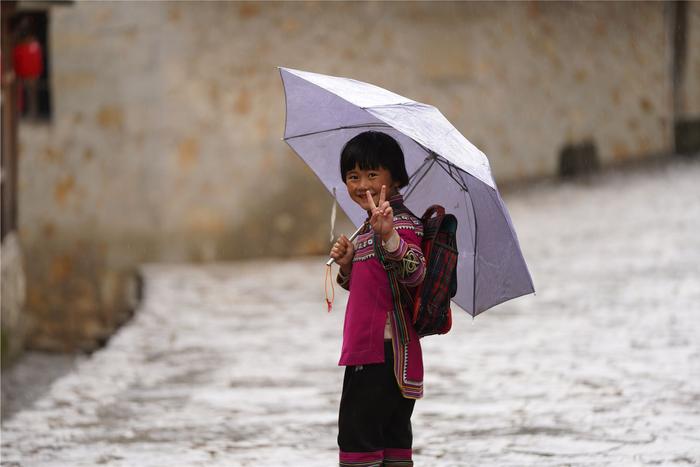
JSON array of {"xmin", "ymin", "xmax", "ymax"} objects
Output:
[
  {"xmin": 16, "ymin": 1, "xmax": 686, "ymax": 350},
  {"xmin": 680, "ymin": 1, "xmax": 700, "ymax": 117},
  {"xmin": 1, "ymin": 234, "xmax": 27, "ymax": 366}
]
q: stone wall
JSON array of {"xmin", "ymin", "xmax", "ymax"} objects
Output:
[
  {"xmin": 675, "ymin": 2, "xmax": 700, "ymax": 154},
  {"xmin": 680, "ymin": 1, "xmax": 700, "ymax": 117},
  {"xmin": 16, "ymin": 1, "xmax": 690, "ymax": 351},
  {"xmin": 1, "ymin": 234, "xmax": 27, "ymax": 366}
]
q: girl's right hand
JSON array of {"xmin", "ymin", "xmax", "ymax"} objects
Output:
[{"xmin": 330, "ymin": 235, "xmax": 354, "ymax": 271}]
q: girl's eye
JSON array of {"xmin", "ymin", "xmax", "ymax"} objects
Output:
[{"xmin": 369, "ymin": 173, "xmax": 377, "ymax": 178}]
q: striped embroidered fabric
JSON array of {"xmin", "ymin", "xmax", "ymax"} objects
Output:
[
  {"xmin": 339, "ymin": 450, "xmax": 385, "ymax": 467},
  {"xmin": 339, "ymin": 462, "xmax": 382, "ymax": 467},
  {"xmin": 339, "ymin": 452, "xmax": 412, "ymax": 466},
  {"xmin": 352, "ymin": 215, "xmax": 421, "ymax": 264},
  {"xmin": 390, "ymin": 334, "xmax": 423, "ymax": 399},
  {"xmin": 383, "ymin": 460, "xmax": 414, "ymax": 467},
  {"xmin": 384, "ymin": 448, "xmax": 413, "ymax": 465},
  {"xmin": 394, "ymin": 213, "xmax": 424, "ymax": 237},
  {"xmin": 352, "ymin": 233, "xmax": 376, "ymax": 262}
]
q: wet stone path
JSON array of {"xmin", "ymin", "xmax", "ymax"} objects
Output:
[{"xmin": 2, "ymin": 159, "xmax": 700, "ymax": 466}]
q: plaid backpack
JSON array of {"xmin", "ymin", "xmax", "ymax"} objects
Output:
[
  {"xmin": 410, "ymin": 205, "xmax": 459, "ymax": 337},
  {"xmin": 376, "ymin": 204, "xmax": 459, "ymax": 341}
]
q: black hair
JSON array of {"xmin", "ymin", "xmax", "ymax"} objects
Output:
[{"xmin": 339, "ymin": 131, "xmax": 409, "ymax": 188}]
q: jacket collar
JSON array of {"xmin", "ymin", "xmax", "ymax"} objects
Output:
[{"xmin": 388, "ymin": 192, "xmax": 404, "ymax": 207}]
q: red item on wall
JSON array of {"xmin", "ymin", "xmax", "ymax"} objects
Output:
[{"xmin": 13, "ymin": 39, "xmax": 43, "ymax": 80}]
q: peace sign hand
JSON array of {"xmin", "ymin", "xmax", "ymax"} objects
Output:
[{"xmin": 367, "ymin": 185, "xmax": 394, "ymax": 242}]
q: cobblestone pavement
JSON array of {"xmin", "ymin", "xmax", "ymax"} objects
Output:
[{"xmin": 2, "ymin": 159, "xmax": 700, "ymax": 466}]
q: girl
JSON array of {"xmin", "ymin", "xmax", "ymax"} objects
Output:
[{"xmin": 329, "ymin": 131, "xmax": 426, "ymax": 467}]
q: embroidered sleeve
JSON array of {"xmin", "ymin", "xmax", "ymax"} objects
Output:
[
  {"xmin": 336, "ymin": 268, "xmax": 351, "ymax": 291},
  {"xmin": 381, "ymin": 214, "xmax": 426, "ymax": 288}
]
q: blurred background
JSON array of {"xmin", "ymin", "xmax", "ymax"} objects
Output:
[{"xmin": 1, "ymin": 0, "xmax": 698, "ymax": 375}]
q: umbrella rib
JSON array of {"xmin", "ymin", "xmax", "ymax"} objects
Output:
[
  {"xmin": 457, "ymin": 172, "xmax": 478, "ymax": 314},
  {"xmin": 454, "ymin": 166, "xmax": 478, "ymax": 256},
  {"xmin": 403, "ymin": 157, "xmax": 436, "ymax": 202},
  {"xmin": 407, "ymin": 156, "xmax": 433, "ymax": 183},
  {"xmin": 433, "ymin": 158, "xmax": 469, "ymax": 191},
  {"xmin": 366, "ymin": 101, "xmax": 428, "ymax": 110},
  {"xmin": 407, "ymin": 156, "xmax": 477, "ymax": 315},
  {"xmin": 453, "ymin": 168, "xmax": 478, "ymax": 316},
  {"xmin": 284, "ymin": 123, "xmax": 393, "ymax": 141},
  {"xmin": 433, "ymin": 159, "xmax": 478, "ymax": 314}
]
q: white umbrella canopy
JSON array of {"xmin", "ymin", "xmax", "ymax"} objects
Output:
[{"xmin": 280, "ymin": 67, "xmax": 534, "ymax": 316}]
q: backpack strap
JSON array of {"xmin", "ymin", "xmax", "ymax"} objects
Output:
[
  {"xmin": 421, "ymin": 205, "xmax": 445, "ymax": 241},
  {"xmin": 373, "ymin": 232, "xmax": 411, "ymax": 346},
  {"xmin": 422, "ymin": 205, "xmax": 445, "ymax": 221}
]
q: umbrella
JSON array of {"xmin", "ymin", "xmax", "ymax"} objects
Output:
[{"xmin": 279, "ymin": 67, "xmax": 534, "ymax": 317}]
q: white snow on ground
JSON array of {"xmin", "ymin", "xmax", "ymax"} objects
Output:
[{"xmin": 2, "ymin": 159, "xmax": 700, "ymax": 466}]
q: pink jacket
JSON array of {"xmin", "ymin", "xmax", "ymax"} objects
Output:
[{"xmin": 337, "ymin": 194, "xmax": 426, "ymax": 399}]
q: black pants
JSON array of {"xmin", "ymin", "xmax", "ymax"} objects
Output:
[{"xmin": 338, "ymin": 340, "xmax": 415, "ymax": 466}]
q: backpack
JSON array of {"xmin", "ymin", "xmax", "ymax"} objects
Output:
[{"xmin": 409, "ymin": 205, "xmax": 459, "ymax": 337}]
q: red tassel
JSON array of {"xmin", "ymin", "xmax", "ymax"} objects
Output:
[{"xmin": 324, "ymin": 264, "xmax": 335, "ymax": 312}]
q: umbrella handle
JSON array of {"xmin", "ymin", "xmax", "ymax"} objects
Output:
[{"xmin": 325, "ymin": 223, "xmax": 366, "ymax": 266}]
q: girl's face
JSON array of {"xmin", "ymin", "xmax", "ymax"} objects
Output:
[{"xmin": 345, "ymin": 164, "xmax": 399, "ymax": 211}]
